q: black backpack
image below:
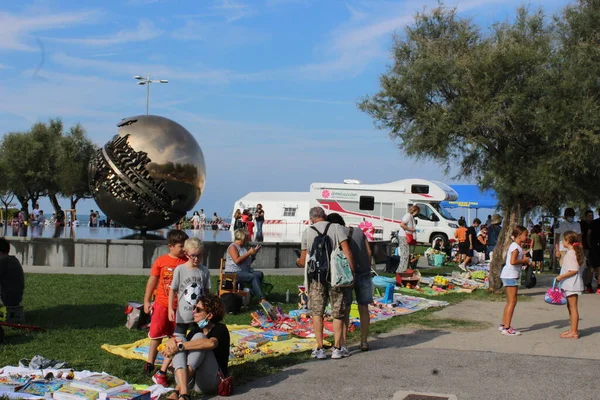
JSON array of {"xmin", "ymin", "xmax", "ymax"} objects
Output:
[
  {"xmin": 522, "ymin": 265, "xmax": 537, "ymax": 289},
  {"xmin": 221, "ymin": 293, "xmax": 243, "ymax": 314},
  {"xmin": 307, "ymin": 223, "xmax": 333, "ymax": 283}
]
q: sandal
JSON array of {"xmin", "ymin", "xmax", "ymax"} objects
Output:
[
  {"xmin": 178, "ymin": 395, "xmax": 191, "ymax": 400},
  {"xmin": 360, "ymin": 341, "xmax": 369, "ymax": 352},
  {"xmin": 166, "ymin": 391, "xmax": 179, "ymax": 400}
]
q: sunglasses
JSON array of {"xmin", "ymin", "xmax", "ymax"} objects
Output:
[
  {"xmin": 194, "ymin": 306, "xmax": 206, "ymax": 313},
  {"xmin": 188, "ymin": 253, "xmax": 203, "ymax": 259}
]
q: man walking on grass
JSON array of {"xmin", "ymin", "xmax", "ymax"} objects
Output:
[{"xmin": 296, "ymin": 207, "xmax": 355, "ymax": 360}]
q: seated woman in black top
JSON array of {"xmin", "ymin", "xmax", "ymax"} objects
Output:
[{"xmin": 164, "ymin": 295, "xmax": 230, "ymax": 399}]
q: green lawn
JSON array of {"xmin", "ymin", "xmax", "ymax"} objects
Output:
[{"xmin": 0, "ymin": 272, "xmax": 502, "ymax": 387}]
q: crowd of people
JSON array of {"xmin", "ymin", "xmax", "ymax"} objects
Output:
[{"xmin": 231, "ymin": 204, "xmax": 265, "ymax": 238}]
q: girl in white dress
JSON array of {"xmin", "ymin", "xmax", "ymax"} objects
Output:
[{"xmin": 556, "ymin": 230, "xmax": 584, "ymax": 339}]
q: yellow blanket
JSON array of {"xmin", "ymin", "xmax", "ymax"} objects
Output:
[{"xmin": 101, "ymin": 324, "xmax": 325, "ymax": 367}]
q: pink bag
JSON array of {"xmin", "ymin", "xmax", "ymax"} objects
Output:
[{"xmin": 544, "ymin": 279, "xmax": 567, "ymax": 305}]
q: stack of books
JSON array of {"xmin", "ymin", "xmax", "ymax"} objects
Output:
[{"xmin": 53, "ymin": 374, "xmax": 148, "ymax": 400}]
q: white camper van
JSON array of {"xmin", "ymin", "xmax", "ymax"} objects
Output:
[
  {"xmin": 309, "ymin": 179, "xmax": 458, "ymax": 244},
  {"xmin": 231, "ymin": 179, "xmax": 459, "ymax": 244}
]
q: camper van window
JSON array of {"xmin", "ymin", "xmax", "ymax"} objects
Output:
[
  {"xmin": 431, "ymin": 203, "xmax": 456, "ymax": 220},
  {"xmin": 415, "ymin": 203, "xmax": 433, "ymax": 220},
  {"xmin": 283, "ymin": 207, "xmax": 297, "ymax": 217},
  {"xmin": 411, "ymin": 184, "xmax": 430, "ymax": 194},
  {"xmin": 359, "ymin": 196, "xmax": 375, "ymax": 211}
]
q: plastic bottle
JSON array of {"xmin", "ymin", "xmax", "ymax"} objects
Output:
[{"xmin": 285, "ymin": 289, "xmax": 290, "ymax": 303}]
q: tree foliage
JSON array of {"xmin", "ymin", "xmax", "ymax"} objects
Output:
[
  {"xmin": 0, "ymin": 119, "xmax": 97, "ymax": 215},
  {"xmin": 359, "ymin": 2, "xmax": 600, "ymax": 289}
]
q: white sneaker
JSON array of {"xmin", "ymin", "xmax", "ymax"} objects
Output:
[
  {"xmin": 311, "ymin": 348, "xmax": 327, "ymax": 359},
  {"xmin": 501, "ymin": 327, "xmax": 521, "ymax": 336},
  {"xmin": 341, "ymin": 346, "xmax": 350, "ymax": 357},
  {"xmin": 498, "ymin": 324, "xmax": 505, "ymax": 331},
  {"xmin": 459, "ymin": 263, "xmax": 467, "ymax": 272},
  {"xmin": 331, "ymin": 347, "xmax": 343, "ymax": 359}
]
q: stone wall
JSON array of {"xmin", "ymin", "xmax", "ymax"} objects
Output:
[{"xmin": 7, "ymin": 237, "xmax": 391, "ymax": 273}]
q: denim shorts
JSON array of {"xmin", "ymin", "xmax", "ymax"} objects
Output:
[
  {"xmin": 354, "ymin": 273, "xmax": 373, "ymax": 305},
  {"xmin": 501, "ymin": 278, "xmax": 519, "ymax": 287}
]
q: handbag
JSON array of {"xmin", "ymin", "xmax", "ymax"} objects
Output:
[
  {"xmin": 544, "ymin": 279, "xmax": 566, "ymax": 305},
  {"xmin": 217, "ymin": 370, "xmax": 233, "ymax": 396},
  {"xmin": 330, "ymin": 246, "xmax": 354, "ymax": 287}
]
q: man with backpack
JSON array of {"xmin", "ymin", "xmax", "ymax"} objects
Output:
[{"xmin": 296, "ymin": 207, "xmax": 356, "ymax": 360}]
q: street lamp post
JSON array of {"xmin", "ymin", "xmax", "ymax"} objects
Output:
[{"xmin": 133, "ymin": 74, "xmax": 169, "ymax": 115}]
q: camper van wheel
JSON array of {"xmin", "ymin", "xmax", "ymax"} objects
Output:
[{"xmin": 430, "ymin": 233, "xmax": 448, "ymax": 249}]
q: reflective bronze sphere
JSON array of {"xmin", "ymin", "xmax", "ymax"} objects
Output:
[{"xmin": 89, "ymin": 115, "xmax": 206, "ymax": 231}]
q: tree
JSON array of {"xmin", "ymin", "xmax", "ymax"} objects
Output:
[
  {"xmin": 0, "ymin": 161, "xmax": 16, "ymax": 234},
  {"xmin": 58, "ymin": 124, "xmax": 97, "ymax": 211},
  {"xmin": 359, "ymin": 4, "xmax": 600, "ymax": 290}
]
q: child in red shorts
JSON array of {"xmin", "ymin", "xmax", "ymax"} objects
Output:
[{"xmin": 143, "ymin": 229, "xmax": 188, "ymax": 386}]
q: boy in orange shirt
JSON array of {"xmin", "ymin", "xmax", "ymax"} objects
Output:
[
  {"xmin": 143, "ymin": 229, "xmax": 189, "ymax": 386},
  {"xmin": 455, "ymin": 219, "xmax": 468, "ymax": 269}
]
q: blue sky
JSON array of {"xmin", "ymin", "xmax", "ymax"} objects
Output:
[{"xmin": 0, "ymin": 0, "xmax": 569, "ymax": 219}]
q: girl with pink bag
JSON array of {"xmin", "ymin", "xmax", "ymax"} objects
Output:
[{"xmin": 555, "ymin": 231, "xmax": 585, "ymax": 339}]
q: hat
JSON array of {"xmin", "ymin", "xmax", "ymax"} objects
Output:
[{"xmin": 491, "ymin": 214, "xmax": 503, "ymax": 225}]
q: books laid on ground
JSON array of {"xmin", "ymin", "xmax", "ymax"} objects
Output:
[
  {"xmin": 70, "ymin": 374, "xmax": 129, "ymax": 394},
  {"xmin": 18, "ymin": 379, "xmax": 67, "ymax": 396},
  {"xmin": 0, "ymin": 374, "xmax": 32, "ymax": 391},
  {"xmin": 239, "ymin": 334, "xmax": 270, "ymax": 348},
  {"xmin": 53, "ymin": 385, "xmax": 99, "ymax": 400},
  {"xmin": 99, "ymin": 388, "xmax": 150, "ymax": 400}
]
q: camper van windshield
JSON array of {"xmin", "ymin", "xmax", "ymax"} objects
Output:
[{"xmin": 431, "ymin": 203, "xmax": 456, "ymax": 220}]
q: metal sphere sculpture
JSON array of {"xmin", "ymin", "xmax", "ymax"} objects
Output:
[{"xmin": 89, "ymin": 115, "xmax": 206, "ymax": 231}]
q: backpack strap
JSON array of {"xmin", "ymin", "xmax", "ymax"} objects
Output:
[{"xmin": 310, "ymin": 222, "xmax": 332, "ymax": 237}]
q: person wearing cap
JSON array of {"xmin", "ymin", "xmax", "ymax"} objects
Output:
[
  {"xmin": 554, "ymin": 208, "xmax": 581, "ymax": 267},
  {"xmin": 487, "ymin": 214, "xmax": 503, "ymax": 256}
]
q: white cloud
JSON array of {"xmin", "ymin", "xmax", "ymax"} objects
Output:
[
  {"xmin": 46, "ymin": 20, "xmax": 162, "ymax": 46},
  {"xmin": 0, "ymin": 10, "xmax": 98, "ymax": 51},
  {"xmin": 211, "ymin": 0, "xmax": 255, "ymax": 22}
]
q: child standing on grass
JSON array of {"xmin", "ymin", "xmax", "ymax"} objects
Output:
[
  {"xmin": 143, "ymin": 229, "xmax": 189, "ymax": 386},
  {"xmin": 556, "ymin": 231, "xmax": 584, "ymax": 339},
  {"xmin": 529, "ymin": 225, "xmax": 545, "ymax": 274},
  {"xmin": 168, "ymin": 238, "xmax": 211, "ymax": 339},
  {"xmin": 455, "ymin": 219, "xmax": 468, "ymax": 269},
  {"xmin": 499, "ymin": 225, "xmax": 530, "ymax": 336}
]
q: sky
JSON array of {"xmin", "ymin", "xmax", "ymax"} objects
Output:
[{"xmin": 0, "ymin": 0, "xmax": 571, "ymax": 219}]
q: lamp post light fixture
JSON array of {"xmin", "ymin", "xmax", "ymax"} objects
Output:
[{"xmin": 133, "ymin": 74, "xmax": 169, "ymax": 115}]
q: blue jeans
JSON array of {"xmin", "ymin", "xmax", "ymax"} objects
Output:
[
  {"xmin": 236, "ymin": 269, "xmax": 265, "ymax": 299},
  {"xmin": 256, "ymin": 220, "xmax": 263, "ymax": 235}
]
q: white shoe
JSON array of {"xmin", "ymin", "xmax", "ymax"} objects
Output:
[
  {"xmin": 459, "ymin": 263, "xmax": 467, "ymax": 272},
  {"xmin": 311, "ymin": 348, "xmax": 327, "ymax": 359},
  {"xmin": 501, "ymin": 327, "xmax": 521, "ymax": 336},
  {"xmin": 331, "ymin": 347, "xmax": 343, "ymax": 359},
  {"xmin": 341, "ymin": 346, "xmax": 350, "ymax": 357}
]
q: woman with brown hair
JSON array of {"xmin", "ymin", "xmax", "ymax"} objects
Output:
[{"xmin": 164, "ymin": 295, "xmax": 231, "ymax": 398}]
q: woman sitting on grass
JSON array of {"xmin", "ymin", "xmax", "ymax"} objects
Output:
[{"xmin": 163, "ymin": 295, "xmax": 231, "ymax": 399}]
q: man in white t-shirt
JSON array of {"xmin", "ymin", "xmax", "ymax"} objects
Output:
[{"xmin": 555, "ymin": 208, "xmax": 581, "ymax": 264}]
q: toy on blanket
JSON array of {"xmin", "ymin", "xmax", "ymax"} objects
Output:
[{"xmin": 250, "ymin": 310, "xmax": 274, "ymax": 329}]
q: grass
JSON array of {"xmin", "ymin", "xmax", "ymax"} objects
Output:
[{"xmin": 0, "ymin": 272, "xmax": 504, "ymax": 387}]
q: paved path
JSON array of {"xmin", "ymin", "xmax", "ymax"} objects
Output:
[{"xmin": 231, "ymin": 275, "xmax": 600, "ymax": 400}]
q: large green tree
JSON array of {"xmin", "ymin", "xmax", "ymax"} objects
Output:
[{"xmin": 359, "ymin": 3, "xmax": 600, "ymax": 290}]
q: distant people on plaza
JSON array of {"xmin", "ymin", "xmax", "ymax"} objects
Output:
[
  {"xmin": 200, "ymin": 209, "xmax": 206, "ymax": 230},
  {"xmin": 17, "ymin": 210, "xmax": 24, "ymax": 226},
  {"xmin": 460, "ymin": 218, "xmax": 480, "ymax": 269},
  {"xmin": 588, "ymin": 208, "xmax": 600, "ymax": 293},
  {"xmin": 163, "ymin": 295, "xmax": 230, "ymax": 397},
  {"xmin": 580, "ymin": 210, "xmax": 594, "ymax": 293},
  {"xmin": 485, "ymin": 214, "xmax": 492, "ymax": 228},
  {"xmin": 55, "ymin": 209, "xmax": 65, "ymax": 227},
  {"xmin": 50, "ymin": 213, "xmax": 56, "ymax": 225},
  {"xmin": 255, "ymin": 204, "xmax": 265, "ymax": 236},
  {"xmin": 326, "ymin": 213, "xmax": 372, "ymax": 352},
  {"xmin": 89, "ymin": 210, "xmax": 97, "ymax": 227},
  {"xmin": 296, "ymin": 207, "xmax": 355, "ymax": 360},
  {"xmin": 246, "ymin": 214, "xmax": 255, "ymax": 237},
  {"xmin": 233, "ymin": 209, "xmax": 243, "ymax": 230},
  {"xmin": 224, "ymin": 229, "xmax": 265, "ymax": 301},
  {"xmin": 529, "ymin": 225, "xmax": 545, "ymax": 274},
  {"xmin": 499, "ymin": 225, "xmax": 530, "ymax": 336},
  {"xmin": 554, "ymin": 208, "xmax": 581, "ymax": 266},
  {"xmin": 241, "ymin": 209, "xmax": 250, "ymax": 225},
  {"xmin": 0, "ymin": 238, "xmax": 25, "ymax": 307},
  {"xmin": 175, "ymin": 216, "xmax": 185, "ymax": 230},
  {"xmin": 31, "ymin": 203, "xmax": 40, "ymax": 226},
  {"xmin": 211, "ymin": 212, "xmax": 219, "ymax": 231},
  {"xmin": 191, "ymin": 211, "xmax": 201, "ymax": 230},
  {"xmin": 143, "ymin": 229, "xmax": 189, "ymax": 385},
  {"xmin": 37, "ymin": 211, "xmax": 45, "ymax": 226},
  {"xmin": 487, "ymin": 214, "xmax": 503, "ymax": 256},
  {"xmin": 555, "ymin": 231, "xmax": 585, "ymax": 339},
  {"xmin": 72, "ymin": 219, "xmax": 80, "ymax": 227}
]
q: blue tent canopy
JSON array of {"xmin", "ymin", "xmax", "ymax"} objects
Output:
[{"xmin": 442, "ymin": 185, "xmax": 498, "ymax": 209}]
